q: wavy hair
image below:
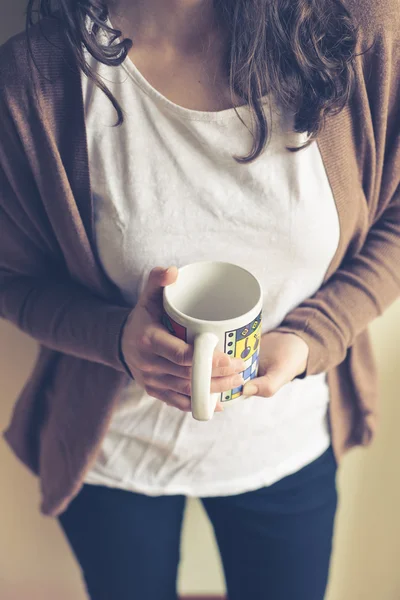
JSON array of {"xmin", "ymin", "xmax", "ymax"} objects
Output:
[{"xmin": 26, "ymin": 0, "xmax": 372, "ymax": 163}]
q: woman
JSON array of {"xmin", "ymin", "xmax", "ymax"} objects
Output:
[{"xmin": 1, "ymin": 0, "xmax": 399, "ymax": 598}]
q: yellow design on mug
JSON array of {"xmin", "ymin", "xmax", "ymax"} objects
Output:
[
  {"xmin": 222, "ymin": 311, "xmax": 262, "ymax": 402},
  {"xmin": 162, "ymin": 310, "xmax": 262, "ymax": 403}
]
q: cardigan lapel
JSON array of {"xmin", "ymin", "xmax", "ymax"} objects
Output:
[
  {"xmin": 317, "ymin": 102, "xmax": 370, "ymax": 283},
  {"xmin": 34, "ymin": 26, "xmax": 129, "ymax": 306}
]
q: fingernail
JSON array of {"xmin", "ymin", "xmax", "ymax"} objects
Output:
[
  {"xmin": 242, "ymin": 383, "xmax": 258, "ymax": 397},
  {"xmin": 215, "ymin": 404, "xmax": 224, "ymax": 412},
  {"xmin": 233, "ymin": 375, "xmax": 245, "ymax": 386}
]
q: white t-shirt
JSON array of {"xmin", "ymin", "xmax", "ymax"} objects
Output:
[{"xmin": 82, "ymin": 39, "xmax": 340, "ymax": 497}]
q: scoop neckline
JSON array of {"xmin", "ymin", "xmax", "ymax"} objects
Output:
[
  {"xmin": 106, "ymin": 17, "xmax": 272, "ymax": 123},
  {"xmin": 123, "ymin": 57, "xmax": 274, "ymax": 123}
]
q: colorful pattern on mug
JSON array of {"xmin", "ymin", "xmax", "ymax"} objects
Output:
[
  {"xmin": 222, "ymin": 311, "xmax": 262, "ymax": 402},
  {"xmin": 162, "ymin": 311, "xmax": 262, "ymax": 403}
]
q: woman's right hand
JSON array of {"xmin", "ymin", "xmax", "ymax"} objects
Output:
[{"xmin": 121, "ymin": 266, "xmax": 246, "ymax": 412}]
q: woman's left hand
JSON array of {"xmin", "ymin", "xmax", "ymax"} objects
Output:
[{"xmin": 242, "ymin": 331, "xmax": 310, "ymax": 398}]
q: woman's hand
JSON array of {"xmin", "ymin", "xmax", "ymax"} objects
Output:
[
  {"xmin": 242, "ymin": 331, "xmax": 309, "ymax": 398},
  {"xmin": 121, "ymin": 266, "xmax": 246, "ymax": 412}
]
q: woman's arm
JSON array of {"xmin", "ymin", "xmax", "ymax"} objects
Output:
[
  {"xmin": 275, "ymin": 15, "xmax": 400, "ymax": 379},
  {"xmin": 275, "ymin": 187, "xmax": 400, "ymax": 377},
  {"xmin": 0, "ymin": 42, "xmax": 134, "ymax": 374},
  {"xmin": 274, "ymin": 6, "xmax": 400, "ymax": 379},
  {"xmin": 0, "ymin": 163, "xmax": 132, "ymax": 374}
]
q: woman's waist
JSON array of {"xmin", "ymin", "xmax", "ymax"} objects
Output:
[{"xmin": 108, "ymin": 372, "xmax": 331, "ymax": 440}]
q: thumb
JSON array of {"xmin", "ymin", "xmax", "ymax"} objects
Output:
[
  {"xmin": 243, "ymin": 367, "xmax": 289, "ymax": 398},
  {"xmin": 139, "ymin": 266, "xmax": 178, "ymax": 309}
]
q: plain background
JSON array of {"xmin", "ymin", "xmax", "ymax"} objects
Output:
[{"xmin": 1, "ymin": 3, "xmax": 400, "ymax": 599}]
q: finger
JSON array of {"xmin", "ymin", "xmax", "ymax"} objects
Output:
[
  {"xmin": 147, "ymin": 326, "xmax": 194, "ymax": 366},
  {"xmin": 213, "ymin": 352, "xmax": 242, "ymax": 369},
  {"xmin": 243, "ymin": 370, "xmax": 286, "ymax": 398},
  {"xmin": 139, "ymin": 266, "xmax": 179, "ymax": 315},
  {"xmin": 139, "ymin": 352, "xmax": 245, "ymax": 379},
  {"xmin": 145, "ymin": 385, "xmax": 192, "ymax": 411},
  {"xmin": 139, "ymin": 353, "xmax": 192, "ymax": 378},
  {"xmin": 146, "ymin": 373, "xmax": 244, "ymax": 397},
  {"xmin": 211, "ymin": 373, "xmax": 244, "ymax": 393},
  {"xmin": 145, "ymin": 384, "xmax": 224, "ymax": 414},
  {"xmin": 149, "ymin": 325, "xmax": 246, "ymax": 372},
  {"xmin": 213, "ymin": 357, "xmax": 246, "ymax": 377}
]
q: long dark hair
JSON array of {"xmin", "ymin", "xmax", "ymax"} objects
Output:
[{"xmin": 26, "ymin": 0, "xmax": 371, "ymax": 164}]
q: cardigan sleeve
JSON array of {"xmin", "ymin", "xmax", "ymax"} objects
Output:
[
  {"xmin": 0, "ymin": 161, "xmax": 132, "ymax": 374},
  {"xmin": 275, "ymin": 185, "xmax": 400, "ymax": 377},
  {"xmin": 0, "ymin": 27, "xmax": 133, "ymax": 377},
  {"xmin": 274, "ymin": 18, "xmax": 400, "ymax": 378}
]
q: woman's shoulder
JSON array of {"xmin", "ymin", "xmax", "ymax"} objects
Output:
[
  {"xmin": 0, "ymin": 16, "xmax": 73, "ymax": 96},
  {"xmin": 345, "ymin": 0, "xmax": 400, "ymax": 43}
]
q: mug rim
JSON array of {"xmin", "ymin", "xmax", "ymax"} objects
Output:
[{"xmin": 163, "ymin": 261, "xmax": 263, "ymax": 327}]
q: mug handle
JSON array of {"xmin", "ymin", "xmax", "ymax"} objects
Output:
[{"xmin": 191, "ymin": 332, "xmax": 220, "ymax": 421}]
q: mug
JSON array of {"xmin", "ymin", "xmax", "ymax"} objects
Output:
[{"xmin": 162, "ymin": 261, "xmax": 263, "ymax": 421}]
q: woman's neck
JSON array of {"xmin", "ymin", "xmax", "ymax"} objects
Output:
[{"xmin": 108, "ymin": 0, "xmax": 224, "ymax": 56}]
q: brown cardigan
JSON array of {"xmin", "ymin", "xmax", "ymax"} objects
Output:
[{"xmin": 1, "ymin": 1, "xmax": 400, "ymax": 516}]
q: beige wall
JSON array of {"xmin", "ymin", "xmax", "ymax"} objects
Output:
[{"xmin": 1, "ymin": 5, "xmax": 400, "ymax": 599}]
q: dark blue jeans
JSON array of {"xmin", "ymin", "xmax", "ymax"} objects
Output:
[{"xmin": 58, "ymin": 446, "xmax": 337, "ymax": 600}]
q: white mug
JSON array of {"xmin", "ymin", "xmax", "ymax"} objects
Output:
[{"xmin": 162, "ymin": 261, "xmax": 263, "ymax": 421}]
